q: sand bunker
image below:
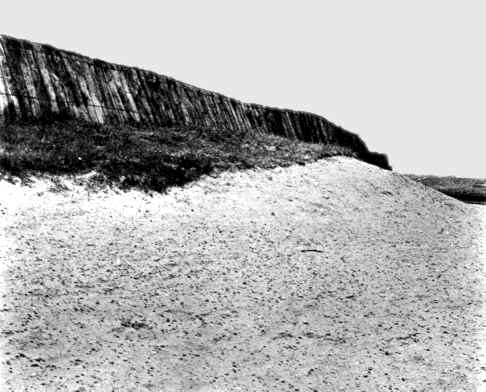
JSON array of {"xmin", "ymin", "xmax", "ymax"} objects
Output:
[{"xmin": 0, "ymin": 157, "xmax": 485, "ymax": 391}]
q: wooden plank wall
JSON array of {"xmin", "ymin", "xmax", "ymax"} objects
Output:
[{"xmin": 0, "ymin": 34, "xmax": 390, "ymax": 169}]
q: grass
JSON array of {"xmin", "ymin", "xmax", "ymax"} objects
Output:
[
  {"xmin": 406, "ymin": 174, "xmax": 486, "ymax": 204},
  {"xmin": 0, "ymin": 119, "xmax": 360, "ymax": 192}
]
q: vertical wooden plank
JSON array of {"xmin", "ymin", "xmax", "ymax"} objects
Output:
[
  {"xmin": 282, "ymin": 111, "xmax": 296, "ymax": 139},
  {"xmin": 291, "ymin": 111, "xmax": 304, "ymax": 140},
  {"xmin": 229, "ymin": 99, "xmax": 245, "ymax": 131},
  {"xmin": 211, "ymin": 94, "xmax": 223, "ymax": 129},
  {"xmin": 108, "ymin": 66, "xmax": 129, "ymax": 122},
  {"xmin": 201, "ymin": 92, "xmax": 213, "ymax": 128},
  {"xmin": 212, "ymin": 94, "xmax": 223, "ymax": 128},
  {"xmin": 93, "ymin": 62, "xmax": 114, "ymax": 122},
  {"xmin": 304, "ymin": 113, "xmax": 315, "ymax": 142},
  {"xmin": 221, "ymin": 98, "xmax": 237, "ymax": 131},
  {"xmin": 238, "ymin": 103, "xmax": 250, "ymax": 131},
  {"xmin": 155, "ymin": 72, "xmax": 175, "ymax": 125},
  {"xmin": 70, "ymin": 56, "xmax": 100, "ymax": 123},
  {"xmin": 3, "ymin": 38, "xmax": 34, "ymax": 120},
  {"xmin": 192, "ymin": 89, "xmax": 208, "ymax": 126},
  {"xmin": 117, "ymin": 67, "xmax": 141, "ymax": 123},
  {"xmin": 126, "ymin": 68, "xmax": 154, "ymax": 124},
  {"xmin": 311, "ymin": 115, "xmax": 322, "ymax": 143},
  {"xmin": 50, "ymin": 49, "xmax": 77, "ymax": 119},
  {"xmin": 187, "ymin": 86, "xmax": 200, "ymax": 126},
  {"xmin": 177, "ymin": 84, "xmax": 191, "ymax": 126},
  {"xmin": 172, "ymin": 81, "xmax": 190, "ymax": 125},
  {"xmin": 183, "ymin": 86, "xmax": 197, "ymax": 125},
  {"xmin": 25, "ymin": 43, "xmax": 57, "ymax": 118},
  {"xmin": 156, "ymin": 74, "xmax": 177, "ymax": 125},
  {"xmin": 82, "ymin": 60, "xmax": 105, "ymax": 124},
  {"xmin": 254, "ymin": 106, "xmax": 266, "ymax": 133},
  {"xmin": 18, "ymin": 47, "xmax": 41, "ymax": 118},
  {"xmin": 31, "ymin": 45, "xmax": 60, "ymax": 115},
  {"xmin": 0, "ymin": 60, "xmax": 8, "ymax": 124},
  {"xmin": 0, "ymin": 39, "xmax": 19, "ymax": 121},
  {"xmin": 201, "ymin": 92, "xmax": 216, "ymax": 128},
  {"xmin": 137, "ymin": 69, "xmax": 164, "ymax": 125},
  {"xmin": 131, "ymin": 68, "xmax": 153, "ymax": 124},
  {"xmin": 242, "ymin": 104, "xmax": 253, "ymax": 130},
  {"xmin": 77, "ymin": 57, "xmax": 102, "ymax": 123},
  {"xmin": 60, "ymin": 51, "xmax": 90, "ymax": 121},
  {"xmin": 315, "ymin": 117, "xmax": 326, "ymax": 143},
  {"xmin": 92, "ymin": 59, "xmax": 119, "ymax": 123},
  {"xmin": 0, "ymin": 68, "xmax": 8, "ymax": 121},
  {"xmin": 165, "ymin": 77, "xmax": 183, "ymax": 124},
  {"xmin": 104, "ymin": 65, "xmax": 129, "ymax": 123},
  {"xmin": 250, "ymin": 106, "xmax": 262, "ymax": 132},
  {"xmin": 46, "ymin": 47, "xmax": 79, "ymax": 119}
]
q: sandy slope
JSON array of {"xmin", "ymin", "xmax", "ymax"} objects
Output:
[{"xmin": 0, "ymin": 157, "xmax": 485, "ymax": 392}]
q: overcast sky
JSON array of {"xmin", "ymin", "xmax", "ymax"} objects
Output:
[{"xmin": 3, "ymin": 1, "xmax": 485, "ymax": 177}]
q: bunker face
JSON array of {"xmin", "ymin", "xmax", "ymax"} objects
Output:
[{"xmin": 0, "ymin": 157, "xmax": 485, "ymax": 391}]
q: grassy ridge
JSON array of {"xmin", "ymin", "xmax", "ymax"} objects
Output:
[
  {"xmin": 407, "ymin": 175, "xmax": 486, "ymax": 204},
  {"xmin": 0, "ymin": 120, "xmax": 359, "ymax": 192}
]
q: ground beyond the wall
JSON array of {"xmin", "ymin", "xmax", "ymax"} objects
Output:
[{"xmin": 407, "ymin": 174, "xmax": 486, "ymax": 205}]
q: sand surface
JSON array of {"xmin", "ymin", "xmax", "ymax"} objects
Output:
[{"xmin": 0, "ymin": 157, "xmax": 485, "ymax": 391}]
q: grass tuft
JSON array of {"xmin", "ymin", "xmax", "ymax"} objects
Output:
[{"xmin": 0, "ymin": 119, "xmax": 359, "ymax": 192}]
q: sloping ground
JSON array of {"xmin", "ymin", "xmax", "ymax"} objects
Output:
[
  {"xmin": 0, "ymin": 157, "xmax": 485, "ymax": 391},
  {"xmin": 406, "ymin": 175, "xmax": 486, "ymax": 205}
]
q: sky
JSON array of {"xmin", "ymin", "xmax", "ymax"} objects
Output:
[{"xmin": 2, "ymin": 1, "xmax": 485, "ymax": 177}]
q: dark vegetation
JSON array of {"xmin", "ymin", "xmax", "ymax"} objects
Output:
[
  {"xmin": 0, "ymin": 118, "xmax": 361, "ymax": 192},
  {"xmin": 407, "ymin": 174, "xmax": 486, "ymax": 205}
]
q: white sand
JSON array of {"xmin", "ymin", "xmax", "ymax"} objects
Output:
[{"xmin": 0, "ymin": 157, "xmax": 485, "ymax": 391}]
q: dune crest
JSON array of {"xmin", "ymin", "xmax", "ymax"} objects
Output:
[{"xmin": 1, "ymin": 157, "xmax": 484, "ymax": 391}]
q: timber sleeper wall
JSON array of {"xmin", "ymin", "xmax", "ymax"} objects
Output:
[{"xmin": 0, "ymin": 34, "xmax": 390, "ymax": 169}]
